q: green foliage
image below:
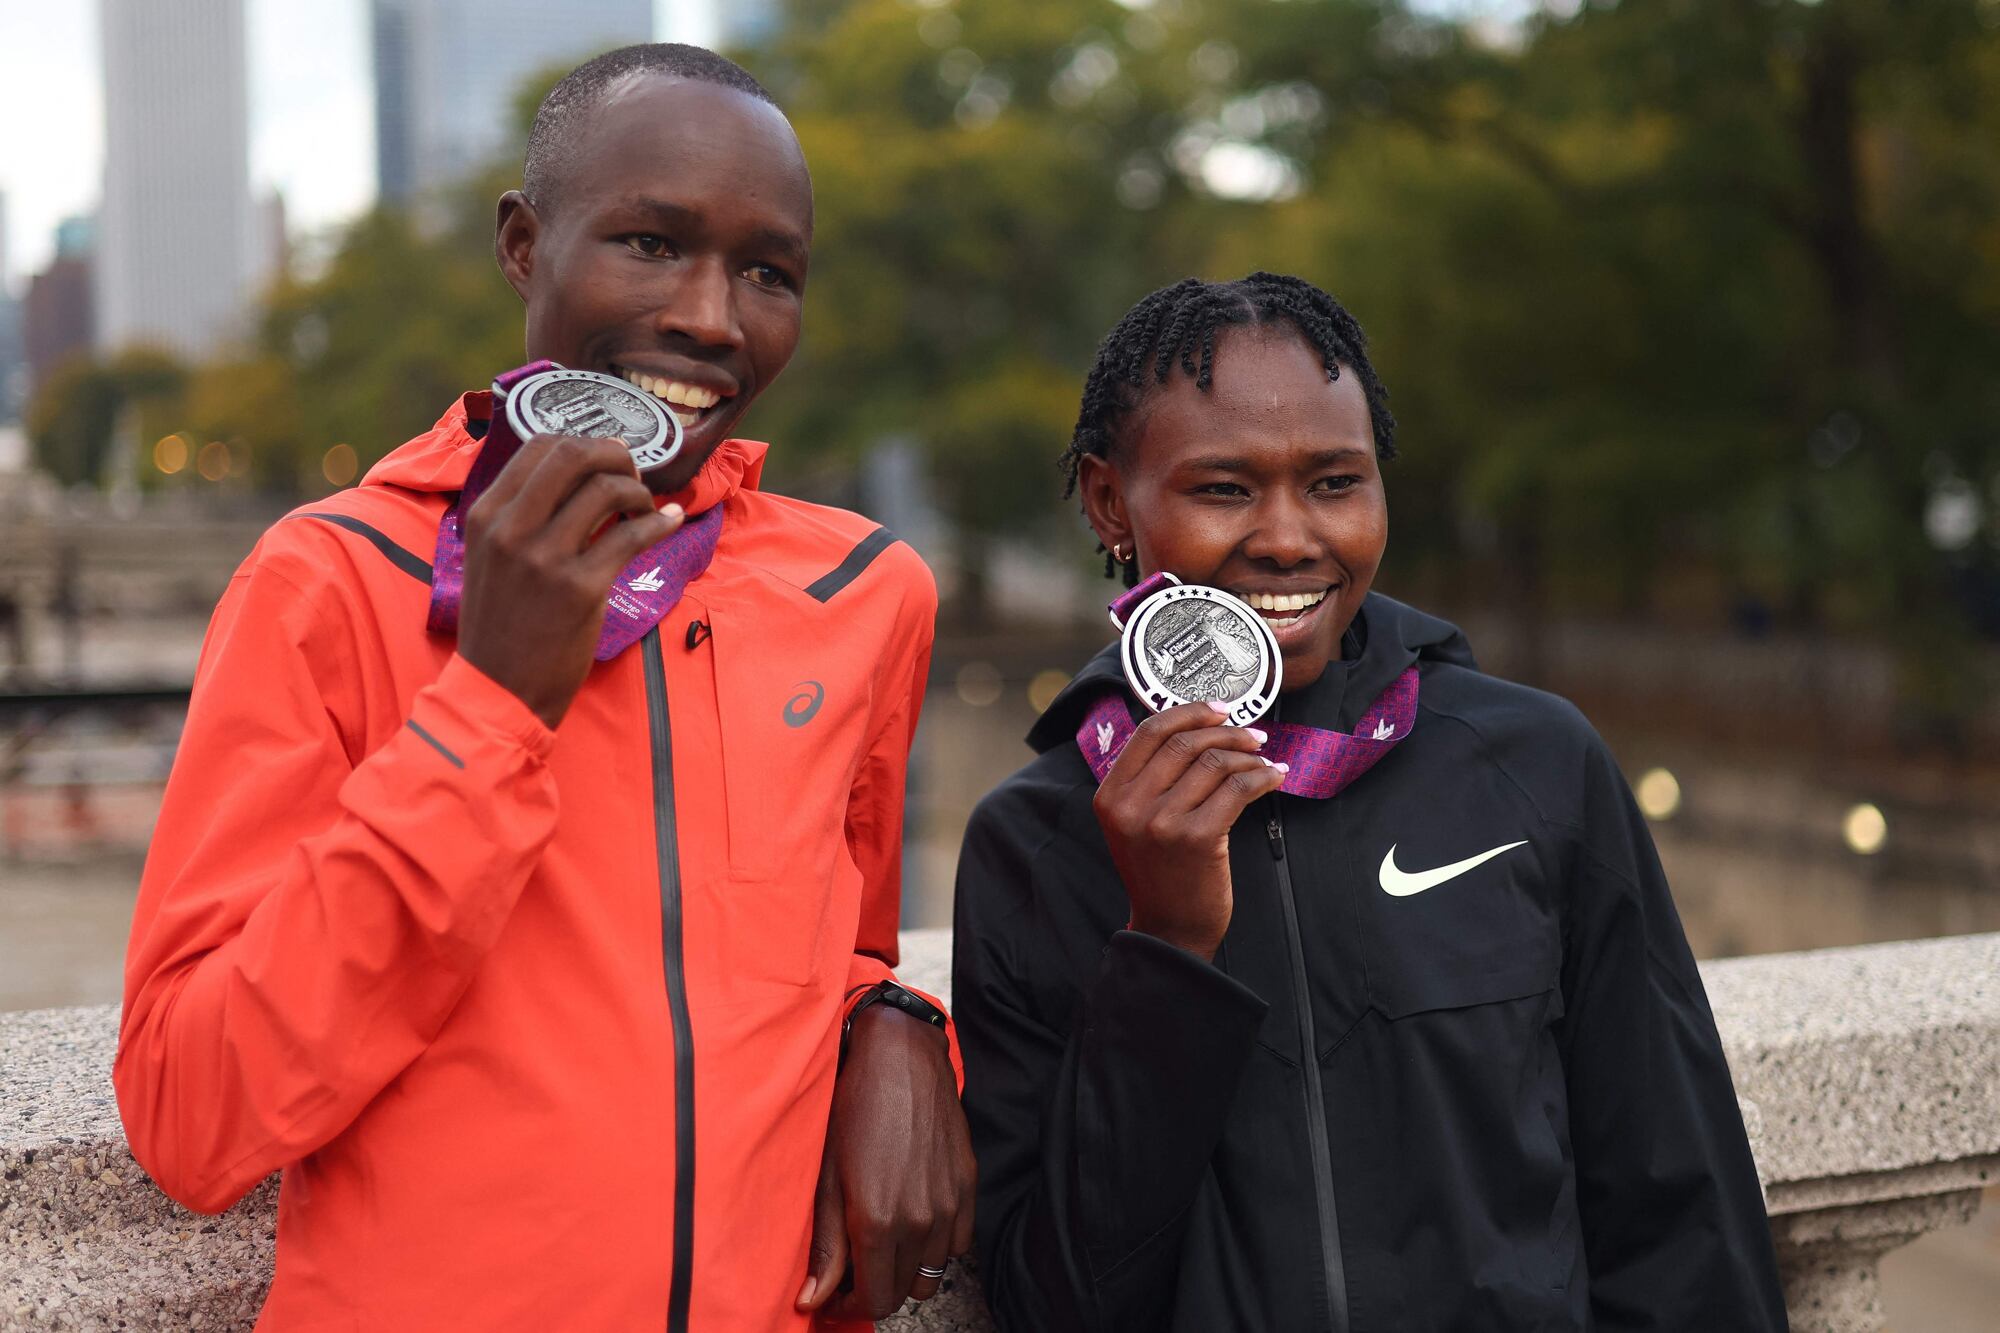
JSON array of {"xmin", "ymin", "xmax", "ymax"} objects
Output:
[
  {"xmin": 68, "ymin": 0, "xmax": 1997, "ymax": 699},
  {"xmin": 27, "ymin": 348, "xmax": 188, "ymax": 487}
]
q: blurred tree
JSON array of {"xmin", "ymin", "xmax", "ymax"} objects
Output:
[
  {"xmin": 27, "ymin": 348, "xmax": 188, "ymax": 488},
  {"xmin": 80, "ymin": 0, "xmax": 1994, "ymax": 721}
]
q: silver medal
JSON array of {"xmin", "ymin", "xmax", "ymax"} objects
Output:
[
  {"xmin": 504, "ymin": 367, "xmax": 683, "ymax": 476},
  {"xmin": 1115, "ymin": 576, "xmax": 1282, "ymax": 726}
]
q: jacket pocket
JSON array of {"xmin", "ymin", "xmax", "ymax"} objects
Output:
[{"xmin": 703, "ymin": 601, "xmax": 871, "ymax": 989}]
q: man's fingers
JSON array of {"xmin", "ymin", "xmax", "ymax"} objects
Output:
[
  {"xmin": 494, "ymin": 435, "xmax": 638, "ymax": 533},
  {"xmin": 828, "ymin": 1217, "xmax": 902, "ymax": 1320},
  {"xmin": 795, "ymin": 1156, "xmax": 849, "ymax": 1312},
  {"xmin": 907, "ymin": 1220, "xmax": 954, "ymax": 1304},
  {"xmin": 580, "ymin": 504, "xmax": 681, "ymax": 585},
  {"xmin": 951, "ymin": 1175, "xmax": 976, "ymax": 1258},
  {"xmin": 546, "ymin": 469, "xmax": 656, "ymax": 554}
]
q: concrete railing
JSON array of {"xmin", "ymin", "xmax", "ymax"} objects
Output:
[{"xmin": 3, "ymin": 930, "xmax": 1995, "ymax": 1331}]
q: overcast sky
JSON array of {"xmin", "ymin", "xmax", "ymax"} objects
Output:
[{"xmin": 0, "ymin": 0, "xmax": 715, "ymax": 292}]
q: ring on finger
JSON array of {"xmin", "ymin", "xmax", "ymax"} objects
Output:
[{"xmin": 916, "ymin": 1264, "xmax": 948, "ymax": 1281}]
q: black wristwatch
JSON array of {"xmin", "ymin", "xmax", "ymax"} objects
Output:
[{"xmin": 841, "ymin": 982, "xmax": 948, "ymax": 1063}]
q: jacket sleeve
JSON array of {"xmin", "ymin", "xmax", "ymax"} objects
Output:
[
  {"xmin": 954, "ymin": 797, "xmax": 1269, "ymax": 1333},
  {"xmin": 837, "ymin": 565, "xmax": 959, "ymax": 1080},
  {"xmin": 1557, "ymin": 738, "xmax": 1787, "ymax": 1331},
  {"xmin": 114, "ymin": 549, "xmax": 560, "ymax": 1214}
]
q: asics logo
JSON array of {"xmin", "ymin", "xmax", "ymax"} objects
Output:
[
  {"xmin": 784, "ymin": 681, "xmax": 825, "ymax": 728},
  {"xmin": 1379, "ymin": 840, "xmax": 1527, "ymax": 897}
]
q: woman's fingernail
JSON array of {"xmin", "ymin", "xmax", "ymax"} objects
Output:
[
  {"xmin": 1207, "ymin": 701, "xmax": 1231, "ymax": 716},
  {"xmin": 1274, "ymin": 762, "xmax": 1291, "ymax": 773},
  {"xmin": 796, "ymin": 1278, "xmax": 816, "ymax": 1307},
  {"xmin": 1247, "ymin": 728, "xmax": 1268, "ymax": 746},
  {"xmin": 663, "ymin": 503, "xmax": 685, "ymax": 520}
]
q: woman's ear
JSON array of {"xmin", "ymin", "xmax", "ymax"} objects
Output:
[
  {"xmin": 494, "ymin": 190, "xmax": 540, "ymax": 300},
  {"xmin": 1077, "ymin": 453, "xmax": 1131, "ymax": 563}
]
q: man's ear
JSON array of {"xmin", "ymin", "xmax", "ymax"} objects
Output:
[
  {"xmin": 1076, "ymin": 453, "xmax": 1132, "ymax": 564},
  {"xmin": 495, "ymin": 190, "xmax": 540, "ymax": 301}
]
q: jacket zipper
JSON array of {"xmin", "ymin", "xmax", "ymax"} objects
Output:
[
  {"xmin": 1266, "ymin": 805, "xmax": 1349, "ymax": 1333},
  {"xmin": 642, "ymin": 627, "xmax": 697, "ymax": 1333}
]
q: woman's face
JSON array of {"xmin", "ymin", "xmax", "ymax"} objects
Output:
[{"xmin": 1078, "ymin": 325, "xmax": 1388, "ymax": 692}]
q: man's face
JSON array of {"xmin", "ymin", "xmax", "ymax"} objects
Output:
[
  {"xmin": 497, "ymin": 75, "xmax": 813, "ymax": 493},
  {"xmin": 1079, "ymin": 326, "xmax": 1388, "ymax": 692}
]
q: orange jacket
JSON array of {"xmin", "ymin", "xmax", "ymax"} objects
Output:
[{"xmin": 115, "ymin": 394, "xmax": 949, "ymax": 1331}]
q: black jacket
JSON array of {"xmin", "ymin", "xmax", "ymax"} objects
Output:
[{"xmin": 952, "ymin": 593, "xmax": 1786, "ymax": 1333}]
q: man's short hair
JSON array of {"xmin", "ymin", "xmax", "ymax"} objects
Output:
[{"xmin": 522, "ymin": 43, "xmax": 779, "ymax": 211}]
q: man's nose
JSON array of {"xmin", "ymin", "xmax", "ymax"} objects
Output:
[{"xmin": 653, "ymin": 257, "xmax": 742, "ymax": 349}]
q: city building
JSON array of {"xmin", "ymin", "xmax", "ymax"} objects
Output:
[
  {"xmin": 0, "ymin": 189, "xmax": 21, "ymax": 422},
  {"xmin": 24, "ymin": 217, "xmax": 95, "ymax": 395},
  {"xmin": 95, "ymin": 0, "xmax": 263, "ymax": 361},
  {"xmin": 371, "ymin": 0, "xmax": 655, "ymax": 205},
  {"xmin": 714, "ymin": 0, "xmax": 781, "ymax": 46}
]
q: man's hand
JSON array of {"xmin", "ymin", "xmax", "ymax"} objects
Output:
[
  {"xmin": 1092, "ymin": 702, "xmax": 1283, "ymax": 962},
  {"xmin": 457, "ymin": 436, "xmax": 681, "ymax": 729},
  {"xmin": 797, "ymin": 1004, "xmax": 975, "ymax": 1320}
]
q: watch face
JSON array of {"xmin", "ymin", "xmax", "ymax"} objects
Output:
[
  {"xmin": 504, "ymin": 367, "xmax": 683, "ymax": 475},
  {"xmin": 1121, "ymin": 582, "xmax": 1282, "ymax": 725}
]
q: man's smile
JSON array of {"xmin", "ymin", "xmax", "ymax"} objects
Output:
[{"xmin": 610, "ymin": 363, "xmax": 736, "ymax": 432}]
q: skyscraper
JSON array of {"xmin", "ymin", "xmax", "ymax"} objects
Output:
[
  {"xmin": 95, "ymin": 0, "xmax": 261, "ymax": 361},
  {"xmin": 371, "ymin": 0, "xmax": 655, "ymax": 206}
]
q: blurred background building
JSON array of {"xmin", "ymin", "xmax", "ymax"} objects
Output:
[
  {"xmin": 22, "ymin": 217, "xmax": 94, "ymax": 397},
  {"xmin": 94, "ymin": 0, "xmax": 270, "ymax": 361},
  {"xmin": 370, "ymin": 0, "xmax": 654, "ymax": 205}
]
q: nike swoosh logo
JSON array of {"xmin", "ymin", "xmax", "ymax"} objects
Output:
[{"xmin": 1378, "ymin": 840, "xmax": 1528, "ymax": 897}]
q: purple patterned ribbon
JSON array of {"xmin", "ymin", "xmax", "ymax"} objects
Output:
[
  {"xmin": 1081, "ymin": 573, "xmax": 1418, "ymax": 799},
  {"xmin": 427, "ymin": 361, "xmax": 723, "ymax": 662}
]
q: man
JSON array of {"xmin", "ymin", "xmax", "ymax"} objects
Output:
[{"xmin": 115, "ymin": 45, "xmax": 973, "ymax": 1330}]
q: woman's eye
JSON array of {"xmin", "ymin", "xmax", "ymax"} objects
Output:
[
  {"xmin": 1313, "ymin": 475, "xmax": 1361, "ymax": 494},
  {"xmin": 625, "ymin": 234, "xmax": 672, "ymax": 257},
  {"xmin": 1197, "ymin": 482, "xmax": 1249, "ymax": 497}
]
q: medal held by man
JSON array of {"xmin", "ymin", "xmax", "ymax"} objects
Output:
[{"xmin": 493, "ymin": 361, "xmax": 684, "ymax": 478}]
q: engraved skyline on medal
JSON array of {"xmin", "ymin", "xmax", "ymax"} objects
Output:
[
  {"xmin": 505, "ymin": 368, "xmax": 683, "ymax": 475},
  {"xmin": 1118, "ymin": 578, "xmax": 1281, "ymax": 726}
]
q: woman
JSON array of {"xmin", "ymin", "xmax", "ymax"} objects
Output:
[{"xmin": 951, "ymin": 274, "xmax": 1785, "ymax": 1332}]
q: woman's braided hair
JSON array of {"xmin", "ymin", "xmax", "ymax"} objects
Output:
[{"xmin": 1060, "ymin": 273, "xmax": 1395, "ymax": 582}]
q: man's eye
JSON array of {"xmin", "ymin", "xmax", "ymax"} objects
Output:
[
  {"xmin": 625, "ymin": 234, "xmax": 672, "ymax": 257},
  {"xmin": 744, "ymin": 263, "xmax": 792, "ymax": 289}
]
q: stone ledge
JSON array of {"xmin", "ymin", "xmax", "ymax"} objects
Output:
[{"xmin": 4, "ymin": 929, "xmax": 1996, "ymax": 1332}]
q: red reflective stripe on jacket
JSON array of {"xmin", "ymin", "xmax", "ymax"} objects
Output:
[{"xmin": 115, "ymin": 396, "xmax": 952, "ymax": 1330}]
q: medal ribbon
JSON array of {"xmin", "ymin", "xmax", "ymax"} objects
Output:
[
  {"xmin": 1081, "ymin": 574, "xmax": 1418, "ymax": 799},
  {"xmin": 428, "ymin": 362, "xmax": 723, "ymax": 662}
]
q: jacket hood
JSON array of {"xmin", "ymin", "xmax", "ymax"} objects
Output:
[
  {"xmin": 1026, "ymin": 590, "xmax": 1477, "ymax": 755},
  {"xmin": 360, "ymin": 391, "xmax": 768, "ymax": 517}
]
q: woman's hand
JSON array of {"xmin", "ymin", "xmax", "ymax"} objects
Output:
[{"xmin": 1091, "ymin": 702, "xmax": 1285, "ymax": 961}]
